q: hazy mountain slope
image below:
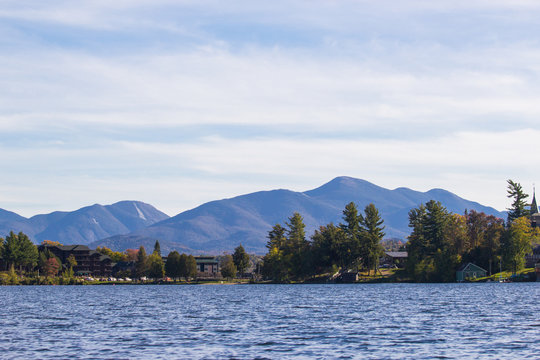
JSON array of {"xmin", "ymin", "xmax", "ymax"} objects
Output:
[
  {"xmin": 93, "ymin": 177, "xmax": 506, "ymax": 254},
  {"xmin": 0, "ymin": 201, "xmax": 169, "ymax": 244},
  {"xmin": 0, "ymin": 208, "xmax": 35, "ymax": 238}
]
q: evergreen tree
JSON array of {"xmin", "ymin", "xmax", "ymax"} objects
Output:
[
  {"xmin": 339, "ymin": 202, "xmax": 362, "ymax": 269},
  {"xmin": 165, "ymin": 251, "xmax": 182, "ymax": 281},
  {"xmin": 220, "ymin": 255, "xmax": 237, "ymax": 280},
  {"xmin": 506, "ymin": 179, "xmax": 529, "ymax": 223},
  {"xmin": 406, "ymin": 201, "xmax": 456, "ymax": 282},
  {"xmin": 360, "ymin": 203, "xmax": 385, "ymax": 275},
  {"xmin": 285, "ymin": 212, "xmax": 309, "ymax": 279},
  {"xmin": 232, "ymin": 244, "xmax": 250, "ymax": 276},
  {"xmin": 134, "ymin": 246, "xmax": 147, "ymax": 279},
  {"xmin": 266, "ymin": 224, "xmax": 286, "ymax": 250},
  {"xmin": 311, "ymin": 224, "xmax": 343, "ymax": 272},
  {"xmin": 153, "ymin": 240, "xmax": 161, "ymax": 257}
]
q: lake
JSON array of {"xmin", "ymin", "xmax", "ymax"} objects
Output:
[{"xmin": 0, "ymin": 283, "xmax": 538, "ymax": 359}]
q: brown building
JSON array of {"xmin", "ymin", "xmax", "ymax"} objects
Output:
[
  {"xmin": 38, "ymin": 244, "xmax": 112, "ymax": 277},
  {"xmin": 194, "ymin": 256, "xmax": 219, "ymax": 277}
]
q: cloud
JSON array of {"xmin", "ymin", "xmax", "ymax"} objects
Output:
[{"xmin": 1, "ymin": 1, "xmax": 540, "ymax": 218}]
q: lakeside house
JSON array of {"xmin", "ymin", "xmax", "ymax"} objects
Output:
[
  {"xmin": 456, "ymin": 263, "xmax": 487, "ymax": 282},
  {"xmin": 194, "ymin": 256, "xmax": 219, "ymax": 277},
  {"xmin": 381, "ymin": 251, "xmax": 408, "ymax": 268},
  {"xmin": 39, "ymin": 244, "xmax": 112, "ymax": 277}
]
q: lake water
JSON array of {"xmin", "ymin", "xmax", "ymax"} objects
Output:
[{"xmin": 0, "ymin": 283, "xmax": 538, "ymax": 359}]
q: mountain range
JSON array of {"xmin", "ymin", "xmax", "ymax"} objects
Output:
[
  {"xmin": 0, "ymin": 201, "xmax": 169, "ymax": 245},
  {"xmin": 0, "ymin": 177, "xmax": 506, "ymax": 254}
]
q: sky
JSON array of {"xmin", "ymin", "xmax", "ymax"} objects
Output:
[{"xmin": 1, "ymin": 0, "xmax": 540, "ymax": 217}]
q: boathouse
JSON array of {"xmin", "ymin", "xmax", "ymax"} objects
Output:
[{"xmin": 456, "ymin": 263, "xmax": 487, "ymax": 282}]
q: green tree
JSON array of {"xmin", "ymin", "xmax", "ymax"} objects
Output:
[
  {"xmin": 134, "ymin": 246, "xmax": 147, "ymax": 279},
  {"xmin": 506, "ymin": 179, "xmax": 529, "ymax": 223},
  {"xmin": 232, "ymin": 244, "xmax": 250, "ymax": 276},
  {"xmin": 220, "ymin": 255, "xmax": 237, "ymax": 280},
  {"xmin": 360, "ymin": 203, "xmax": 385, "ymax": 275},
  {"xmin": 147, "ymin": 252, "xmax": 165, "ymax": 280},
  {"xmin": 266, "ymin": 224, "xmax": 286, "ymax": 250},
  {"xmin": 501, "ymin": 217, "xmax": 534, "ymax": 273},
  {"xmin": 406, "ymin": 201, "xmax": 456, "ymax": 282},
  {"xmin": 285, "ymin": 212, "xmax": 309, "ymax": 278},
  {"xmin": 339, "ymin": 202, "xmax": 363, "ymax": 269},
  {"xmin": 153, "ymin": 240, "xmax": 161, "ymax": 256},
  {"xmin": 311, "ymin": 224, "xmax": 343, "ymax": 273},
  {"xmin": 2, "ymin": 231, "xmax": 38, "ymax": 273},
  {"xmin": 96, "ymin": 246, "xmax": 127, "ymax": 262},
  {"xmin": 185, "ymin": 255, "xmax": 198, "ymax": 280},
  {"xmin": 165, "ymin": 251, "xmax": 182, "ymax": 281}
]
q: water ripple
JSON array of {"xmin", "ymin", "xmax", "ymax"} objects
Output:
[{"xmin": 0, "ymin": 283, "xmax": 538, "ymax": 359}]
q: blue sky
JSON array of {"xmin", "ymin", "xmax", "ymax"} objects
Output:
[{"xmin": 1, "ymin": 0, "xmax": 540, "ymax": 217}]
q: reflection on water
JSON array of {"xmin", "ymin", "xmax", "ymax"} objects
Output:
[{"xmin": 0, "ymin": 283, "xmax": 539, "ymax": 359}]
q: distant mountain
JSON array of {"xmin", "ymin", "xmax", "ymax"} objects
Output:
[
  {"xmin": 0, "ymin": 201, "xmax": 169, "ymax": 245},
  {"xmin": 92, "ymin": 177, "xmax": 506, "ymax": 254}
]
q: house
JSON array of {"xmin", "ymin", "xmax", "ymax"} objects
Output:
[
  {"xmin": 194, "ymin": 256, "xmax": 219, "ymax": 277},
  {"xmin": 456, "ymin": 263, "xmax": 487, "ymax": 282},
  {"xmin": 38, "ymin": 244, "xmax": 112, "ymax": 277},
  {"xmin": 381, "ymin": 251, "xmax": 408, "ymax": 268}
]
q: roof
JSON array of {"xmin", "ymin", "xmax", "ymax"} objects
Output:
[
  {"xmin": 385, "ymin": 251, "xmax": 408, "ymax": 258},
  {"xmin": 457, "ymin": 262, "xmax": 487, "ymax": 273},
  {"xmin": 195, "ymin": 256, "xmax": 218, "ymax": 264},
  {"xmin": 40, "ymin": 244, "xmax": 91, "ymax": 251},
  {"xmin": 531, "ymin": 190, "xmax": 538, "ymax": 215},
  {"xmin": 89, "ymin": 250, "xmax": 112, "ymax": 262}
]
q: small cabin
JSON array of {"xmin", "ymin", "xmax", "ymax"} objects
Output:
[{"xmin": 456, "ymin": 263, "xmax": 487, "ymax": 282}]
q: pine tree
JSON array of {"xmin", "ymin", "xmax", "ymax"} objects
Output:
[
  {"xmin": 266, "ymin": 224, "xmax": 286, "ymax": 250},
  {"xmin": 506, "ymin": 179, "xmax": 529, "ymax": 223},
  {"xmin": 360, "ymin": 203, "xmax": 385, "ymax": 275},
  {"xmin": 285, "ymin": 212, "xmax": 309, "ymax": 279},
  {"xmin": 135, "ymin": 246, "xmax": 147, "ymax": 279},
  {"xmin": 339, "ymin": 202, "xmax": 362, "ymax": 269},
  {"xmin": 153, "ymin": 240, "xmax": 161, "ymax": 257}
]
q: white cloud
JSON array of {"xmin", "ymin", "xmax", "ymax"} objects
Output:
[{"xmin": 1, "ymin": 1, "xmax": 540, "ymax": 218}]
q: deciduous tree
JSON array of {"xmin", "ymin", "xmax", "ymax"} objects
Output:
[
  {"xmin": 220, "ymin": 255, "xmax": 237, "ymax": 280},
  {"xmin": 147, "ymin": 252, "xmax": 165, "ymax": 280},
  {"xmin": 165, "ymin": 251, "xmax": 181, "ymax": 281},
  {"xmin": 233, "ymin": 244, "xmax": 250, "ymax": 276}
]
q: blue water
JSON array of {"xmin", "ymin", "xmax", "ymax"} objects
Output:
[{"xmin": 0, "ymin": 283, "xmax": 538, "ymax": 359}]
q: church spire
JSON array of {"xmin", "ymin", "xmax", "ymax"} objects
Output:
[{"xmin": 531, "ymin": 185, "xmax": 538, "ymax": 215}]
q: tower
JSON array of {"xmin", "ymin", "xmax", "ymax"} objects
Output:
[{"xmin": 531, "ymin": 186, "xmax": 539, "ymax": 215}]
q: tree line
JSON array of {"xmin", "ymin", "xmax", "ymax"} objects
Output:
[
  {"xmin": 262, "ymin": 202, "xmax": 386, "ymax": 282},
  {"xmin": 260, "ymin": 179, "xmax": 538, "ymax": 282},
  {"xmin": 2, "ymin": 179, "xmax": 538, "ymax": 284}
]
